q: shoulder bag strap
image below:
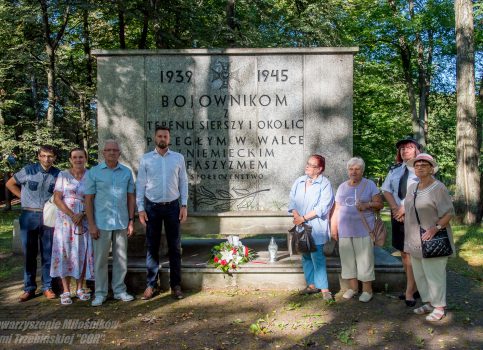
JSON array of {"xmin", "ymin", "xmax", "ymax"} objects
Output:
[
  {"xmin": 413, "ymin": 183, "xmax": 421, "ymax": 226},
  {"xmin": 356, "ymin": 180, "xmax": 373, "ymax": 235}
]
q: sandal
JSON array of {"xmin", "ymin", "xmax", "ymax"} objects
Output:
[
  {"xmin": 321, "ymin": 291, "xmax": 333, "ymax": 301},
  {"xmin": 299, "ymin": 287, "xmax": 321, "ymax": 295},
  {"xmin": 61, "ymin": 292, "xmax": 72, "ymax": 305},
  {"xmin": 414, "ymin": 303, "xmax": 434, "ymax": 315},
  {"xmin": 76, "ymin": 289, "xmax": 91, "ymax": 301},
  {"xmin": 426, "ymin": 308, "xmax": 445, "ymax": 322}
]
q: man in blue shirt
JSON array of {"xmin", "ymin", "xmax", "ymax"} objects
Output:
[
  {"xmin": 84, "ymin": 140, "xmax": 136, "ymax": 306},
  {"xmin": 137, "ymin": 126, "xmax": 188, "ymax": 300},
  {"xmin": 6, "ymin": 145, "xmax": 60, "ymax": 302}
]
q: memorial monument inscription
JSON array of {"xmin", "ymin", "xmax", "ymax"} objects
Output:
[{"xmin": 94, "ymin": 48, "xmax": 357, "ymax": 234}]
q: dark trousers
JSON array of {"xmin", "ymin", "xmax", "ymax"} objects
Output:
[
  {"xmin": 145, "ymin": 199, "xmax": 181, "ymax": 289},
  {"xmin": 19, "ymin": 210, "xmax": 54, "ymax": 292}
]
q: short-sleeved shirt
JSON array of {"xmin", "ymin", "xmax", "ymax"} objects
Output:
[
  {"xmin": 381, "ymin": 163, "xmax": 419, "ymax": 206},
  {"xmin": 335, "ymin": 179, "xmax": 380, "ymax": 238},
  {"xmin": 403, "ymin": 181, "xmax": 455, "ymax": 258},
  {"xmin": 13, "ymin": 163, "xmax": 60, "ymax": 209},
  {"xmin": 288, "ymin": 175, "xmax": 334, "ymax": 245},
  {"xmin": 84, "ymin": 162, "xmax": 135, "ymax": 231}
]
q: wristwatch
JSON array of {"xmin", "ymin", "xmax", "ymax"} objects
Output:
[
  {"xmin": 129, "ymin": 218, "xmax": 134, "ymax": 222},
  {"xmin": 435, "ymin": 224, "xmax": 442, "ymax": 230}
]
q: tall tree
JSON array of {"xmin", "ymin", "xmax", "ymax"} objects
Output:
[
  {"xmin": 454, "ymin": 0, "xmax": 481, "ymax": 223},
  {"xmin": 387, "ymin": 0, "xmax": 437, "ymax": 147},
  {"xmin": 39, "ymin": 0, "xmax": 70, "ymax": 127}
]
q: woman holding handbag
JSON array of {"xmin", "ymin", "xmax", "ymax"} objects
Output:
[
  {"xmin": 404, "ymin": 153, "xmax": 455, "ymax": 322},
  {"xmin": 288, "ymin": 154, "xmax": 334, "ymax": 300},
  {"xmin": 331, "ymin": 157, "xmax": 384, "ymax": 302},
  {"xmin": 50, "ymin": 148, "xmax": 94, "ymax": 305}
]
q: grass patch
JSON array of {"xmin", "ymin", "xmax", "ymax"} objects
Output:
[
  {"xmin": 0, "ymin": 207, "xmax": 22, "ymax": 280},
  {"xmin": 0, "ymin": 208, "xmax": 19, "ymax": 254},
  {"xmin": 381, "ymin": 210, "xmax": 482, "ymax": 282},
  {"xmin": 448, "ymin": 224, "xmax": 483, "ymax": 281}
]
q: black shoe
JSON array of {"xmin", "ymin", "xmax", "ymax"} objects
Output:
[
  {"xmin": 171, "ymin": 285, "xmax": 184, "ymax": 300},
  {"xmin": 405, "ymin": 299, "xmax": 417, "ymax": 307},
  {"xmin": 399, "ymin": 291, "xmax": 420, "ymax": 300}
]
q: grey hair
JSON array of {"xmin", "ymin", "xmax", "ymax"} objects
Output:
[
  {"xmin": 103, "ymin": 139, "xmax": 120, "ymax": 150},
  {"xmin": 347, "ymin": 157, "xmax": 365, "ymax": 172}
]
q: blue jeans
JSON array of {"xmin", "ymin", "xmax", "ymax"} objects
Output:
[
  {"xmin": 302, "ymin": 244, "xmax": 329, "ymax": 290},
  {"xmin": 145, "ymin": 199, "xmax": 181, "ymax": 289},
  {"xmin": 19, "ymin": 210, "xmax": 54, "ymax": 292}
]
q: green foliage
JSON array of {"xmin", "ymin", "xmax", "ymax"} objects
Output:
[
  {"xmin": 353, "ymin": 59, "xmax": 412, "ymax": 181},
  {"xmin": 0, "ymin": 121, "xmax": 76, "ymax": 173},
  {"xmin": 0, "ymin": 0, "xmax": 479, "ymax": 192},
  {"xmin": 426, "ymin": 94, "xmax": 457, "ymax": 188},
  {"xmin": 249, "ymin": 313, "xmax": 274, "ymax": 336}
]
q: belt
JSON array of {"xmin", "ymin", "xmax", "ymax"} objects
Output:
[
  {"xmin": 22, "ymin": 208, "xmax": 44, "ymax": 212},
  {"xmin": 148, "ymin": 199, "xmax": 178, "ymax": 206}
]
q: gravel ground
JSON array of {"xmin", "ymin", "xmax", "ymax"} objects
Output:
[{"xmin": 0, "ymin": 254, "xmax": 481, "ymax": 350}]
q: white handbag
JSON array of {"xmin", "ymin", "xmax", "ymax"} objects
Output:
[{"xmin": 43, "ymin": 195, "xmax": 57, "ymax": 227}]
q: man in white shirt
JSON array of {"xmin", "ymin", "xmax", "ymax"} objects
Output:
[{"xmin": 136, "ymin": 126, "xmax": 188, "ymax": 300}]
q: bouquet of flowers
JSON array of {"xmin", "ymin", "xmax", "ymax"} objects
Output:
[{"xmin": 210, "ymin": 239, "xmax": 255, "ymax": 275}]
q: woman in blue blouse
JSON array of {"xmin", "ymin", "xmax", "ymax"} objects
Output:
[{"xmin": 288, "ymin": 154, "xmax": 334, "ymax": 300}]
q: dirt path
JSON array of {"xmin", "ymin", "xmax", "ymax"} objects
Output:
[{"xmin": 0, "ymin": 262, "xmax": 481, "ymax": 350}]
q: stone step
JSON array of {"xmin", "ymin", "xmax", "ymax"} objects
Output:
[{"xmin": 117, "ymin": 238, "xmax": 405, "ymax": 293}]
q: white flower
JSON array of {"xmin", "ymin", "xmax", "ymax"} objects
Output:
[{"xmin": 221, "ymin": 249, "xmax": 234, "ymax": 262}]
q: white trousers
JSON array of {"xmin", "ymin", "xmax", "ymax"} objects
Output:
[{"xmin": 410, "ymin": 255, "xmax": 448, "ymax": 308}]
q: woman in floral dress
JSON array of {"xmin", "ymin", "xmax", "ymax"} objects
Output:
[{"xmin": 50, "ymin": 148, "xmax": 94, "ymax": 305}]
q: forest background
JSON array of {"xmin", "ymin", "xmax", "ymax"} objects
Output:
[{"xmin": 0, "ymin": 0, "xmax": 481, "ymax": 222}]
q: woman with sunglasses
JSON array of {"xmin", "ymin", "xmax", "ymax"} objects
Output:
[
  {"xmin": 288, "ymin": 154, "xmax": 334, "ymax": 300},
  {"xmin": 50, "ymin": 148, "xmax": 94, "ymax": 305}
]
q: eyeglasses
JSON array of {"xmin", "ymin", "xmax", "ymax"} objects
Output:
[
  {"xmin": 104, "ymin": 149, "xmax": 120, "ymax": 152},
  {"xmin": 306, "ymin": 163, "xmax": 319, "ymax": 168}
]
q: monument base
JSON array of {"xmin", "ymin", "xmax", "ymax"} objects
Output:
[{"xmin": 122, "ymin": 238, "xmax": 404, "ymax": 293}]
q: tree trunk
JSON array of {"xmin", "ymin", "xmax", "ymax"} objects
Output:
[
  {"xmin": 150, "ymin": 0, "xmax": 166, "ymax": 49},
  {"xmin": 454, "ymin": 0, "xmax": 481, "ymax": 224},
  {"xmin": 226, "ymin": 0, "xmax": 237, "ymax": 47},
  {"xmin": 39, "ymin": 0, "xmax": 70, "ymax": 127},
  {"xmin": 139, "ymin": 6, "xmax": 149, "ymax": 49},
  {"xmin": 118, "ymin": 0, "xmax": 126, "ymax": 49},
  {"xmin": 83, "ymin": 8, "xmax": 93, "ymax": 87},
  {"xmin": 45, "ymin": 46, "xmax": 56, "ymax": 127},
  {"xmin": 82, "ymin": 7, "xmax": 93, "ymax": 156},
  {"xmin": 30, "ymin": 71, "xmax": 40, "ymax": 125},
  {"xmin": 388, "ymin": 0, "xmax": 426, "ymax": 146},
  {"xmin": 79, "ymin": 93, "xmax": 89, "ymax": 151}
]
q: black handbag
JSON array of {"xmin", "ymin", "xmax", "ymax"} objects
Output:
[
  {"xmin": 289, "ymin": 223, "xmax": 317, "ymax": 254},
  {"xmin": 413, "ymin": 185, "xmax": 453, "ymax": 258}
]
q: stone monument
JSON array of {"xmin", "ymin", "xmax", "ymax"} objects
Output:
[{"xmin": 93, "ymin": 48, "xmax": 358, "ymax": 235}]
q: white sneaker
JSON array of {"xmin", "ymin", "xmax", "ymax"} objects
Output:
[
  {"xmin": 342, "ymin": 289, "xmax": 357, "ymax": 299},
  {"xmin": 91, "ymin": 296, "xmax": 106, "ymax": 307},
  {"xmin": 114, "ymin": 292, "xmax": 134, "ymax": 302},
  {"xmin": 358, "ymin": 292, "xmax": 373, "ymax": 303}
]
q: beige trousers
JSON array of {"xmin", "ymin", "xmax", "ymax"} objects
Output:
[
  {"xmin": 93, "ymin": 229, "xmax": 128, "ymax": 298},
  {"xmin": 339, "ymin": 236, "xmax": 375, "ymax": 282},
  {"xmin": 410, "ymin": 255, "xmax": 448, "ymax": 308}
]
